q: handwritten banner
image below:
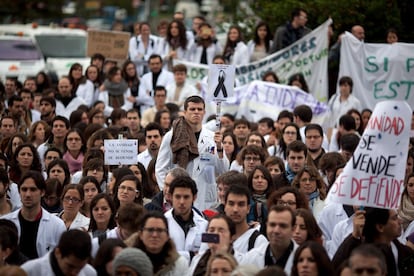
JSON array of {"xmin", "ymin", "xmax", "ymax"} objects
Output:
[
  {"xmin": 104, "ymin": 139, "xmax": 138, "ymax": 165},
  {"xmin": 178, "ymin": 18, "xmax": 332, "ymax": 102},
  {"xmin": 327, "ymin": 101, "xmax": 412, "ymax": 209},
  {"xmin": 202, "ymin": 80, "xmax": 331, "ymax": 127},
  {"xmin": 338, "ymin": 33, "xmax": 414, "ymax": 110}
]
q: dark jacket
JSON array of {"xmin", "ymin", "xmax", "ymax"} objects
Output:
[{"xmin": 144, "ymin": 191, "xmax": 164, "ymax": 213}]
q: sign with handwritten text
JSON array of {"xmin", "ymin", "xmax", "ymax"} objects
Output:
[
  {"xmin": 104, "ymin": 139, "xmax": 138, "ymax": 165},
  {"xmin": 327, "ymin": 101, "xmax": 412, "ymax": 209}
]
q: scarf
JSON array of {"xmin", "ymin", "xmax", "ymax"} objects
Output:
[
  {"xmin": 170, "ymin": 116, "xmax": 199, "ymax": 169},
  {"xmin": 63, "ymin": 151, "xmax": 84, "ymax": 175},
  {"xmin": 398, "ymin": 194, "xmax": 414, "ymax": 230},
  {"xmin": 308, "ymin": 190, "xmax": 320, "ymax": 208},
  {"xmin": 104, "ymin": 79, "xmax": 128, "ymax": 96},
  {"xmin": 252, "ymin": 193, "xmax": 267, "ymax": 205},
  {"xmin": 285, "ymin": 165, "xmax": 296, "ymax": 183}
]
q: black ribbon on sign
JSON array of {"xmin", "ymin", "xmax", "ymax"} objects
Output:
[{"xmin": 213, "ymin": 70, "xmax": 227, "ymax": 97}]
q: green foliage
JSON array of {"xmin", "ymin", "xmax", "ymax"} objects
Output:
[{"xmin": 249, "ymin": 0, "xmax": 407, "ymax": 42}]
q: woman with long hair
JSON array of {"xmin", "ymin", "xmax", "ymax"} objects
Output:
[
  {"xmin": 275, "ymin": 123, "xmax": 302, "ymax": 161},
  {"xmin": 79, "ymin": 176, "xmax": 101, "ymax": 217},
  {"xmin": 85, "ymin": 64, "xmax": 101, "ymax": 105},
  {"xmin": 247, "ymin": 165, "xmax": 274, "ymax": 224},
  {"xmin": 113, "ymin": 175, "xmax": 143, "ymax": 211},
  {"xmin": 62, "ymin": 128, "xmax": 86, "ymax": 175},
  {"xmin": 68, "ymin": 62, "xmax": 95, "ymax": 106},
  {"xmin": 130, "ymin": 211, "xmax": 189, "ymax": 275},
  {"xmin": 291, "ymin": 241, "xmax": 334, "ymax": 276},
  {"xmin": 8, "ymin": 143, "xmax": 42, "ymax": 184},
  {"xmin": 288, "ymin": 73, "xmax": 309, "ymax": 93},
  {"xmin": 93, "ymin": 238, "xmax": 126, "ymax": 276},
  {"xmin": 247, "ymin": 21, "xmax": 273, "ymax": 62},
  {"xmin": 157, "ymin": 19, "xmax": 192, "ymax": 69},
  {"xmin": 88, "ymin": 193, "xmax": 117, "ymax": 238},
  {"xmin": 222, "ymin": 132, "xmax": 238, "ymax": 166},
  {"xmin": 293, "ymin": 208, "xmax": 323, "ymax": 246},
  {"xmin": 398, "ymin": 172, "xmax": 414, "ymax": 231},
  {"xmin": 122, "ymin": 60, "xmax": 140, "ymax": 111},
  {"xmin": 4, "ymin": 133, "xmax": 28, "ymax": 160},
  {"xmin": 206, "ymin": 251, "xmax": 238, "ymax": 276},
  {"xmin": 35, "ymin": 71, "xmax": 52, "ymax": 92},
  {"xmin": 47, "ymin": 158, "xmax": 71, "ymax": 187},
  {"xmin": 222, "ymin": 25, "xmax": 249, "ymax": 65},
  {"xmin": 28, "ymin": 120, "xmax": 50, "ymax": 148},
  {"xmin": 154, "ymin": 109, "xmax": 171, "ymax": 133}
]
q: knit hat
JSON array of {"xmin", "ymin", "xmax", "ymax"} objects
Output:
[{"xmin": 112, "ymin": 248, "xmax": 153, "ymax": 276}]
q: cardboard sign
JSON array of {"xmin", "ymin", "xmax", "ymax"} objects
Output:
[
  {"xmin": 87, "ymin": 29, "xmax": 130, "ymax": 60},
  {"xmin": 104, "ymin": 139, "xmax": 138, "ymax": 165},
  {"xmin": 327, "ymin": 101, "xmax": 412, "ymax": 209},
  {"xmin": 208, "ymin": 64, "xmax": 235, "ymax": 101}
]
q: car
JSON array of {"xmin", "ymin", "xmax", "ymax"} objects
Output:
[{"xmin": 0, "ymin": 35, "xmax": 45, "ymax": 82}]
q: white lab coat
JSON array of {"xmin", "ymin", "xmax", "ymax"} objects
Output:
[
  {"xmin": 233, "ymin": 228, "xmax": 269, "ymax": 254},
  {"xmin": 56, "ymin": 96, "xmax": 87, "ymax": 119},
  {"xmin": 165, "ymin": 81, "xmax": 199, "ymax": 109},
  {"xmin": 57, "ymin": 211, "xmax": 90, "ymax": 231},
  {"xmin": 188, "ymin": 249, "xmax": 244, "ymax": 275},
  {"xmin": 137, "ymin": 148, "xmax": 153, "ymax": 169},
  {"xmin": 1, "ymin": 208, "xmax": 66, "ymax": 257},
  {"xmin": 188, "ymin": 41, "xmax": 223, "ymax": 65},
  {"xmin": 228, "ymin": 41, "xmax": 249, "ymax": 66},
  {"xmin": 165, "ymin": 209, "xmax": 208, "ymax": 264},
  {"xmin": 98, "ymin": 88, "xmax": 133, "ymax": 117},
  {"xmin": 22, "ymin": 251, "xmax": 96, "ymax": 276},
  {"xmin": 129, "ymin": 34, "xmax": 159, "ymax": 76},
  {"xmin": 76, "ymin": 79, "xmax": 96, "ymax": 107},
  {"xmin": 138, "ymin": 70, "xmax": 175, "ymax": 114},
  {"xmin": 316, "ymin": 202, "xmax": 347, "ymax": 241},
  {"xmin": 156, "ymin": 127, "xmax": 229, "ymax": 210},
  {"xmin": 156, "ymin": 38, "xmax": 193, "ymax": 66},
  {"xmin": 239, "ymin": 241, "xmax": 298, "ymax": 275}
]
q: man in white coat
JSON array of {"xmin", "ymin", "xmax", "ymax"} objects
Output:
[
  {"xmin": 240, "ymin": 205, "xmax": 298, "ymax": 275},
  {"xmin": 164, "ymin": 175, "xmax": 208, "ymax": 264},
  {"xmin": 137, "ymin": 54, "xmax": 174, "ymax": 115},
  {"xmin": 165, "ymin": 64, "xmax": 198, "ymax": 109},
  {"xmin": 22, "ymin": 229, "xmax": 96, "ymax": 276},
  {"xmin": 55, "ymin": 77, "xmax": 86, "ymax": 119},
  {"xmin": 155, "ymin": 95, "xmax": 229, "ymax": 211},
  {"xmin": 1, "ymin": 171, "xmax": 66, "ymax": 259}
]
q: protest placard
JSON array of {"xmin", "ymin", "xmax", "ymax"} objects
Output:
[
  {"xmin": 208, "ymin": 64, "xmax": 235, "ymax": 101},
  {"xmin": 87, "ymin": 29, "xmax": 130, "ymax": 61},
  {"xmin": 104, "ymin": 139, "xmax": 138, "ymax": 165},
  {"xmin": 338, "ymin": 33, "xmax": 414, "ymax": 110},
  {"xmin": 327, "ymin": 101, "xmax": 412, "ymax": 209}
]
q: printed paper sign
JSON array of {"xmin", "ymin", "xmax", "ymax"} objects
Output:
[
  {"xmin": 104, "ymin": 139, "xmax": 138, "ymax": 165},
  {"xmin": 208, "ymin": 64, "xmax": 235, "ymax": 101},
  {"xmin": 327, "ymin": 101, "xmax": 412, "ymax": 209}
]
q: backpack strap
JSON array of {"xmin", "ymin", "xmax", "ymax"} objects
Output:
[{"xmin": 248, "ymin": 230, "xmax": 261, "ymax": 250}]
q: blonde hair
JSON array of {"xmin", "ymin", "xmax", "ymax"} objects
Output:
[{"xmin": 205, "ymin": 251, "xmax": 238, "ymax": 276}]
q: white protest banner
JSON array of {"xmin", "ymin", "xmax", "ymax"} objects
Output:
[
  {"xmin": 178, "ymin": 18, "xmax": 332, "ymax": 102},
  {"xmin": 208, "ymin": 64, "xmax": 235, "ymax": 101},
  {"xmin": 338, "ymin": 33, "xmax": 414, "ymax": 110},
  {"xmin": 327, "ymin": 101, "xmax": 412, "ymax": 209},
  {"xmin": 202, "ymin": 80, "xmax": 330, "ymax": 126},
  {"xmin": 104, "ymin": 139, "xmax": 138, "ymax": 165}
]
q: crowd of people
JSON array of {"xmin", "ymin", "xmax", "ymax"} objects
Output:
[{"xmin": 0, "ymin": 7, "xmax": 412, "ymax": 276}]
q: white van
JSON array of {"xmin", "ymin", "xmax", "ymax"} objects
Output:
[
  {"xmin": 0, "ymin": 35, "xmax": 45, "ymax": 82},
  {"xmin": 0, "ymin": 24, "xmax": 90, "ymax": 80}
]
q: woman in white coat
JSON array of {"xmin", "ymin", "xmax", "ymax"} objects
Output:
[
  {"xmin": 222, "ymin": 25, "xmax": 249, "ymax": 66},
  {"xmin": 129, "ymin": 211, "xmax": 189, "ymax": 276},
  {"xmin": 247, "ymin": 21, "xmax": 273, "ymax": 62},
  {"xmin": 58, "ymin": 184, "xmax": 90, "ymax": 230},
  {"xmin": 156, "ymin": 19, "xmax": 192, "ymax": 70}
]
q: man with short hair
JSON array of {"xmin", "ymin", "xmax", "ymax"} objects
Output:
[
  {"xmin": 166, "ymin": 64, "xmax": 198, "ymax": 108},
  {"xmin": 4, "ymin": 78, "xmax": 17, "ymax": 107},
  {"xmin": 224, "ymin": 184, "xmax": 268, "ymax": 253},
  {"xmin": 257, "ymin": 117, "xmax": 274, "ymax": 143},
  {"xmin": 22, "ymin": 229, "xmax": 96, "ymax": 275},
  {"xmin": 0, "ymin": 115, "xmax": 17, "ymax": 139},
  {"xmin": 233, "ymin": 118, "xmax": 251, "ymax": 148},
  {"xmin": 141, "ymin": 86, "xmax": 168, "ymax": 127},
  {"xmin": 138, "ymin": 54, "xmax": 174, "ymax": 114},
  {"xmin": 7, "ymin": 95, "xmax": 27, "ymax": 133},
  {"xmin": 145, "ymin": 167, "xmax": 189, "ymax": 213},
  {"xmin": 55, "ymin": 77, "xmax": 86, "ymax": 119},
  {"xmin": 349, "ymin": 244, "xmax": 387, "ymax": 276},
  {"xmin": 165, "ymin": 175, "xmax": 208, "ymax": 262},
  {"xmin": 126, "ymin": 108, "xmax": 142, "ymax": 138},
  {"xmin": 23, "ymin": 77, "xmax": 37, "ymax": 93},
  {"xmin": 39, "ymin": 96, "xmax": 56, "ymax": 126},
  {"xmin": 271, "ymin": 8, "xmax": 311, "ymax": 52},
  {"xmin": 241, "ymin": 205, "xmax": 298, "ymax": 273},
  {"xmin": 238, "ymin": 145, "xmax": 267, "ymax": 176},
  {"xmin": 1, "ymin": 171, "xmax": 66, "ymax": 259},
  {"xmin": 37, "ymin": 116, "xmax": 70, "ymax": 168},
  {"xmin": 137, "ymin": 122, "xmax": 164, "ymax": 169},
  {"xmin": 304, "ymin": 124, "xmax": 325, "ymax": 168},
  {"xmin": 156, "ymin": 96, "xmax": 228, "ymax": 210},
  {"xmin": 20, "ymin": 88, "xmax": 41, "ymax": 125},
  {"xmin": 285, "ymin": 140, "xmax": 308, "ymax": 183}
]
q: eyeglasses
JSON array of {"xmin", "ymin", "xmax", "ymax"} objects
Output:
[
  {"xmin": 118, "ymin": 185, "xmax": 138, "ymax": 193},
  {"xmin": 277, "ymin": 200, "xmax": 296, "ymax": 206},
  {"xmin": 63, "ymin": 196, "xmax": 81, "ymax": 204},
  {"xmin": 244, "ymin": 156, "xmax": 260, "ymax": 162},
  {"xmin": 143, "ymin": 227, "xmax": 168, "ymax": 235},
  {"xmin": 284, "ymin": 131, "xmax": 297, "ymax": 136},
  {"xmin": 300, "ymin": 177, "xmax": 317, "ymax": 183}
]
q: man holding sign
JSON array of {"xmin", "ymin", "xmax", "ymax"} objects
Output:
[
  {"xmin": 156, "ymin": 96, "xmax": 229, "ymax": 211},
  {"xmin": 327, "ymin": 100, "xmax": 414, "ymax": 275}
]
